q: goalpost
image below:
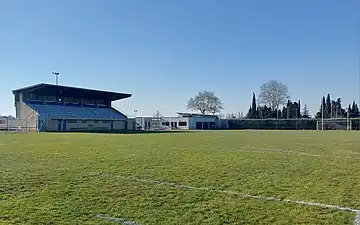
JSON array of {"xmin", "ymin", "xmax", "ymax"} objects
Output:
[
  {"xmin": 317, "ymin": 101, "xmax": 352, "ymax": 131},
  {"xmin": 316, "ymin": 119, "xmax": 352, "ymax": 131}
]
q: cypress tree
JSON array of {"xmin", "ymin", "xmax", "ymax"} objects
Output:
[
  {"xmin": 246, "ymin": 106, "xmax": 252, "ymax": 119},
  {"xmin": 353, "ymin": 102, "xmax": 360, "ymax": 118},
  {"xmin": 281, "ymin": 106, "xmax": 287, "ymax": 119},
  {"xmin": 326, "ymin": 94, "xmax": 331, "ymax": 118},
  {"xmin": 286, "ymin": 100, "xmax": 291, "ymax": 119},
  {"xmin": 322, "ymin": 96, "xmax": 326, "ymax": 118},
  {"xmin": 251, "ymin": 93, "xmax": 257, "ymax": 119}
]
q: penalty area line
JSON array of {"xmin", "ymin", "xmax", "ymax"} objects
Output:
[
  {"xmin": 355, "ymin": 211, "xmax": 360, "ymax": 225},
  {"xmin": 106, "ymin": 174, "xmax": 360, "ymax": 224},
  {"xmin": 95, "ymin": 214, "xmax": 141, "ymax": 225}
]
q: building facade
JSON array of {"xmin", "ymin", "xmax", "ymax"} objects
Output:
[
  {"xmin": 11, "ymin": 83, "xmax": 135, "ymax": 132},
  {"xmin": 135, "ymin": 113, "xmax": 221, "ymax": 130}
]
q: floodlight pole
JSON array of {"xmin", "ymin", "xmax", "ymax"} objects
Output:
[
  {"xmin": 52, "ymin": 72, "xmax": 60, "ymax": 85},
  {"xmin": 358, "ymin": 54, "xmax": 360, "ymax": 126},
  {"xmin": 134, "ymin": 109, "xmax": 137, "ymax": 118}
]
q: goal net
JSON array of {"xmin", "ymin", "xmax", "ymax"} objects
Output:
[{"xmin": 316, "ymin": 119, "xmax": 351, "ymax": 130}]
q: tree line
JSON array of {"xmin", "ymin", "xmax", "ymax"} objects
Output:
[{"xmin": 186, "ymin": 80, "xmax": 359, "ymax": 119}]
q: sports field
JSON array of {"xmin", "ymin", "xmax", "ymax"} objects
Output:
[{"xmin": 1, "ymin": 130, "xmax": 360, "ymax": 225}]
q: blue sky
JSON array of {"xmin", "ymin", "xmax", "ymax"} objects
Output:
[{"xmin": 0, "ymin": 0, "xmax": 359, "ymax": 117}]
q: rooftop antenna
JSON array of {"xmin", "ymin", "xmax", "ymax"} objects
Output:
[{"xmin": 52, "ymin": 72, "xmax": 60, "ymax": 85}]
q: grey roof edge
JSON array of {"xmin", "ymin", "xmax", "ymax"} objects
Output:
[{"xmin": 12, "ymin": 83, "xmax": 132, "ymax": 97}]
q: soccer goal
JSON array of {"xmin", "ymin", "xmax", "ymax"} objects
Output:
[{"xmin": 316, "ymin": 119, "xmax": 351, "ymax": 131}]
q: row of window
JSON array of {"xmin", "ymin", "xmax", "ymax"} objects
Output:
[
  {"xmin": 161, "ymin": 121, "xmax": 187, "ymax": 126},
  {"xmin": 0, "ymin": 120, "xmax": 5, "ymax": 124}
]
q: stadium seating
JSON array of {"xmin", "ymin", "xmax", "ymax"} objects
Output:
[{"xmin": 26, "ymin": 102, "xmax": 126, "ymax": 119}]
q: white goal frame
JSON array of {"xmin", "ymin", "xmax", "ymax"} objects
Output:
[{"xmin": 316, "ymin": 119, "xmax": 352, "ymax": 131}]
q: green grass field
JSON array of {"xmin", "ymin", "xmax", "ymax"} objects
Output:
[{"xmin": 1, "ymin": 130, "xmax": 360, "ymax": 225}]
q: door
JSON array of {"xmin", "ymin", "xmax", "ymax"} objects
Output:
[
  {"xmin": 63, "ymin": 120, "xmax": 67, "ymax": 131},
  {"xmin": 196, "ymin": 122, "xmax": 202, "ymax": 130},
  {"xmin": 57, "ymin": 120, "xmax": 62, "ymax": 131},
  {"xmin": 203, "ymin": 122, "xmax": 209, "ymax": 130},
  {"xmin": 111, "ymin": 121, "xmax": 114, "ymax": 131}
]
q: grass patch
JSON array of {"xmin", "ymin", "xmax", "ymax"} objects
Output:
[{"xmin": 0, "ymin": 130, "xmax": 359, "ymax": 224}]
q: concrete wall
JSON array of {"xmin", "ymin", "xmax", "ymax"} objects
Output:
[
  {"xmin": 0, "ymin": 117, "xmax": 38, "ymax": 131},
  {"xmin": 113, "ymin": 120, "xmax": 126, "ymax": 130},
  {"xmin": 14, "ymin": 100, "xmax": 38, "ymax": 130},
  {"xmin": 127, "ymin": 119, "xmax": 136, "ymax": 130},
  {"xmin": 67, "ymin": 120, "xmax": 112, "ymax": 131},
  {"xmin": 42, "ymin": 119, "xmax": 133, "ymax": 132}
]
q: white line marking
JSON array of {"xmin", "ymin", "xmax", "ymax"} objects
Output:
[
  {"xmin": 221, "ymin": 146, "xmax": 360, "ymax": 160},
  {"xmin": 95, "ymin": 214, "xmax": 141, "ymax": 225},
  {"xmin": 98, "ymin": 173, "xmax": 360, "ymax": 224},
  {"xmin": 355, "ymin": 211, "xmax": 360, "ymax": 225},
  {"xmin": 120, "ymin": 175, "xmax": 359, "ymax": 212}
]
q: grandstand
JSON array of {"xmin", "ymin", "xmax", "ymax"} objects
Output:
[{"xmin": 11, "ymin": 83, "xmax": 135, "ymax": 132}]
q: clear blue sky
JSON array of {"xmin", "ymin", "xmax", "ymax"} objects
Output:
[{"xmin": 1, "ymin": 0, "xmax": 359, "ymax": 117}]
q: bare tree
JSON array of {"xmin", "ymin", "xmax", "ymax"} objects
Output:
[
  {"xmin": 152, "ymin": 110, "xmax": 163, "ymax": 119},
  {"xmin": 152, "ymin": 110, "xmax": 163, "ymax": 129},
  {"xmin": 259, "ymin": 80, "xmax": 289, "ymax": 117},
  {"xmin": 187, "ymin": 90, "xmax": 223, "ymax": 114},
  {"xmin": 301, "ymin": 104, "xmax": 310, "ymax": 118}
]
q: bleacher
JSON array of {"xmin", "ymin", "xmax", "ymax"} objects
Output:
[{"xmin": 26, "ymin": 102, "xmax": 126, "ymax": 119}]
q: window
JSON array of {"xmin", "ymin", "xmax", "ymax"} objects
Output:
[
  {"xmin": 102, "ymin": 121, "xmax": 110, "ymax": 124},
  {"xmin": 178, "ymin": 122, "xmax": 187, "ymax": 126},
  {"xmin": 162, "ymin": 122, "xmax": 170, "ymax": 126},
  {"xmin": 0, "ymin": 120, "xmax": 5, "ymax": 124},
  {"xmin": 67, "ymin": 120, "xmax": 77, "ymax": 123}
]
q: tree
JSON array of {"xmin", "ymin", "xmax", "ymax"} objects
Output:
[
  {"xmin": 331, "ymin": 100, "xmax": 336, "ymax": 118},
  {"xmin": 351, "ymin": 101, "xmax": 360, "ymax": 118},
  {"xmin": 301, "ymin": 104, "xmax": 310, "ymax": 118},
  {"xmin": 281, "ymin": 106, "xmax": 287, "ymax": 119},
  {"xmin": 152, "ymin": 110, "xmax": 163, "ymax": 129},
  {"xmin": 250, "ymin": 93, "xmax": 258, "ymax": 119},
  {"xmin": 246, "ymin": 106, "xmax": 252, "ymax": 119},
  {"xmin": 315, "ymin": 96, "xmax": 326, "ymax": 119},
  {"xmin": 187, "ymin": 90, "xmax": 223, "ymax": 114},
  {"xmin": 259, "ymin": 80, "xmax": 289, "ymax": 118},
  {"xmin": 153, "ymin": 110, "xmax": 163, "ymax": 119},
  {"xmin": 246, "ymin": 93, "xmax": 258, "ymax": 119},
  {"xmin": 325, "ymin": 94, "xmax": 331, "ymax": 118},
  {"xmin": 335, "ymin": 98, "xmax": 344, "ymax": 118},
  {"xmin": 297, "ymin": 100, "xmax": 301, "ymax": 119}
]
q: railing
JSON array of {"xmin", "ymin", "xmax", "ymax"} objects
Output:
[{"xmin": 226, "ymin": 118, "xmax": 360, "ymax": 130}]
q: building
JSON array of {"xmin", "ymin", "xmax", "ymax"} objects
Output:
[
  {"xmin": 11, "ymin": 83, "xmax": 135, "ymax": 132},
  {"xmin": 0, "ymin": 116, "xmax": 24, "ymax": 131},
  {"xmin": 136, "ymin": 112, "xmax": 222, "ymax": 130}
]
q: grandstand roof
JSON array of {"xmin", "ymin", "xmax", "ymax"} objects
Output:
[{"xmin": 12, "ymin": 83, "xmax": 132, "ymax": 101}]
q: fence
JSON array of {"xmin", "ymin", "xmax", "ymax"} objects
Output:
[{"xmin": 226, "ymin": 118, "xmax": 360, "ymax": 130}]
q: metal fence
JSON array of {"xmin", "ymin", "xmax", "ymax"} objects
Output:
[{"xmin": 226, "ymin": 118, "xmax": 360, "ymax": 130}]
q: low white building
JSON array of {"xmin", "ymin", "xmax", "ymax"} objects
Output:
[
  {"xmin": 0, "ymin": 116, "xmax": 29, "ymax": 131},
  {"xmin": 135, "ymin": 112, "xmax": 221, "ymax": 130}
]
